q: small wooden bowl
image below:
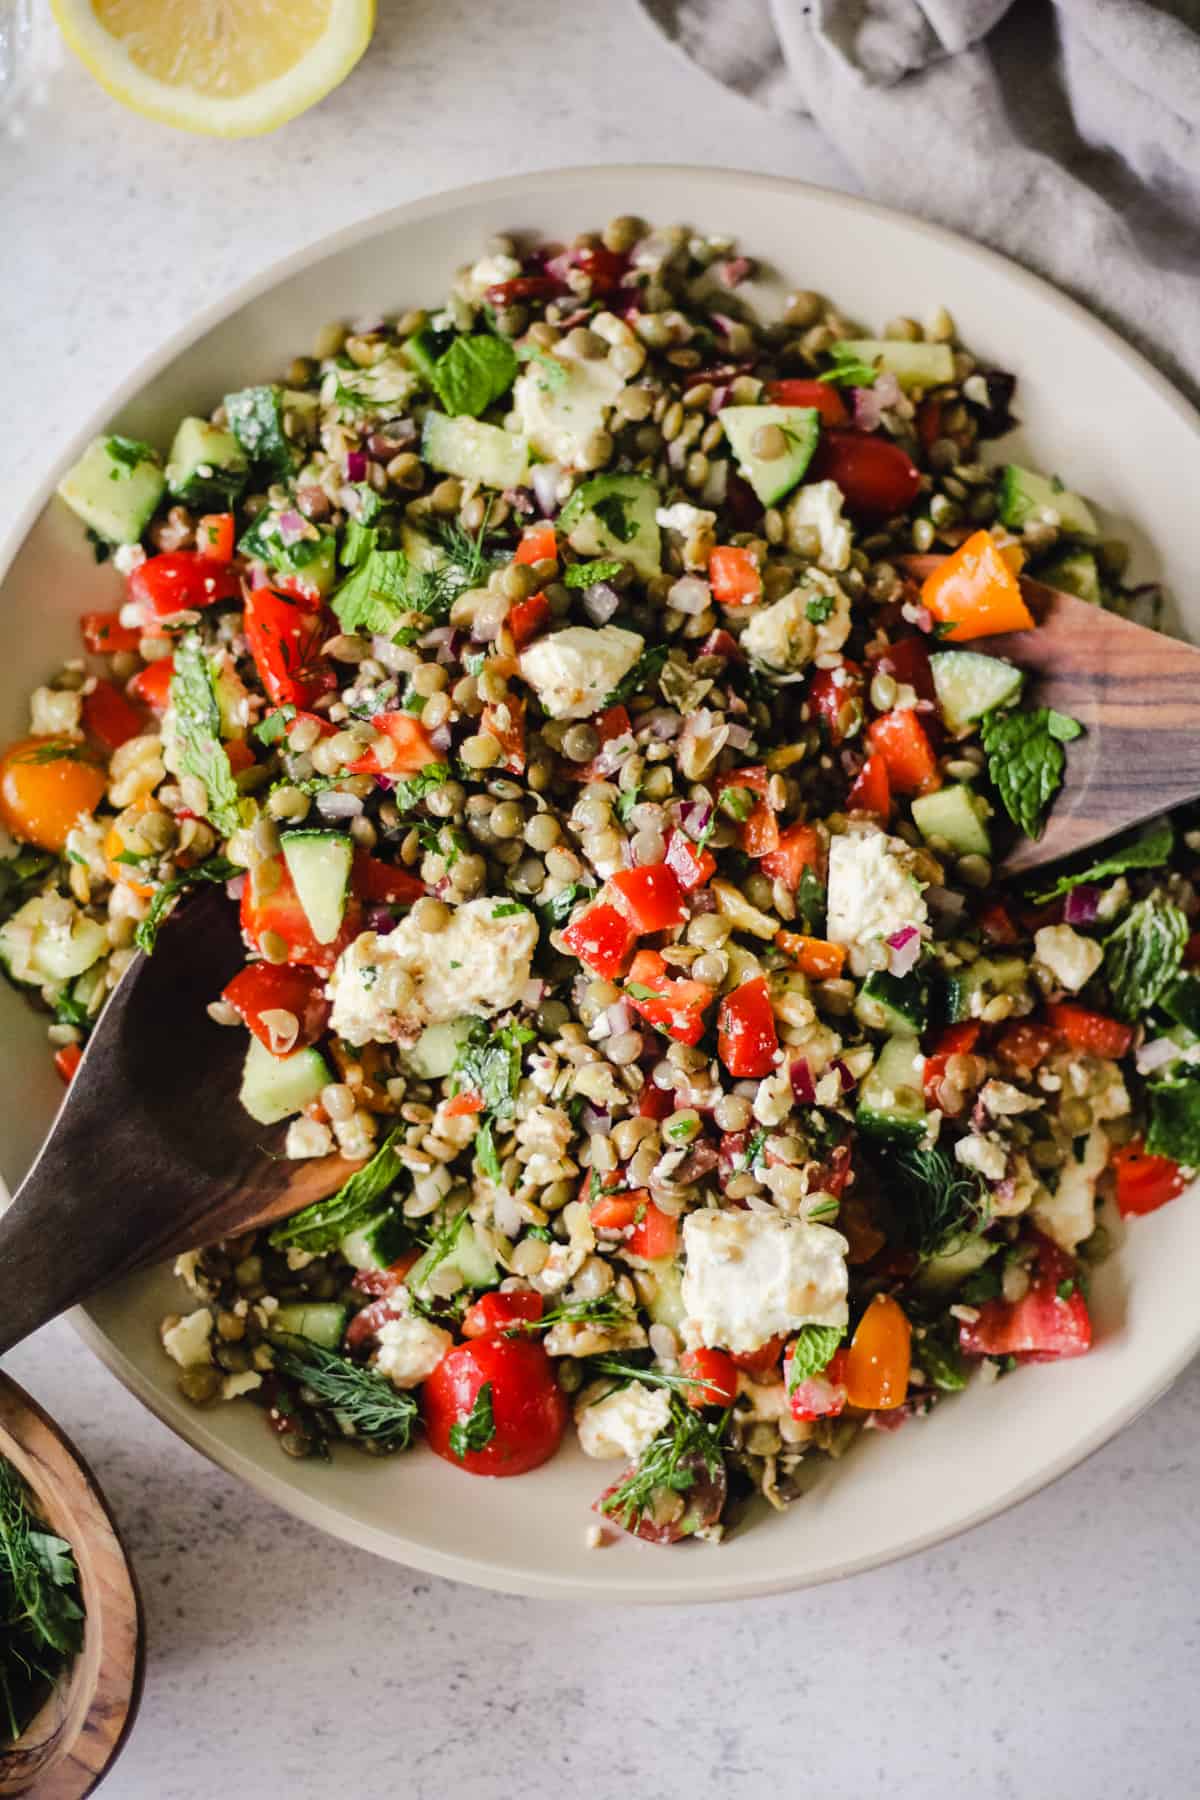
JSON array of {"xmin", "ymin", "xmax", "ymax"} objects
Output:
[{"xmin": 0, "ymin": 1375, "xmax": 143, "ymax": 1798}]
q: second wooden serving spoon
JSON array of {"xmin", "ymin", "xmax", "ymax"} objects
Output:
[
  {"xmin": 0, "ymin": 885, "xmax": 362, "ymax": 1358},
  {"xmin": 903, "ymin": 561, "xmax": 1200, "ymax": 876}
]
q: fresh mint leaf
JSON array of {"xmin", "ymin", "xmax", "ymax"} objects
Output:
[
  {"xmin": 452, "ymin": 1019, "xmax": 534, "ymax": 1121},
  {"xmin": 980, "ymin": 707, "xmax": 1082, "ymax": 841},
  {"xmin": 564, "ymin": 559, "xmax": 624, "ymax": 589},
  {"xmin": 269, "ymin": 1128, "xmax": 405, "ymax": 1253},
  {"xmin": 134, "ymin": 856, "xmax": 238, "ymax": 955},
  {"xmin": 1030, "ymin": 817, "xmax": 1174, "ymax": 904},
  {"xmin": 1102, "ymin": 891, "xmax": 1188, "ymax": 1021},
  {"xmin": 169, "ymin": 635, "xmax": 244, "ymax": 835},
  {"xmin": 433, "ymin": 335, "xmax": 518, "ymax": 418},
  {"xmin": 253, "ymin": 705, "xmax": 295, "ymax": 747},
  {"xmin": 449, "ymin": 1382, "xmax": 496, "ymax": 1459},
  {"xmin": 785, "ymin": 1324, "xmax": 842, "ymax": 1388},
  {"xmin": 1146, "ymin": 1074, "xmax": 1200, "ymax": 1165}
]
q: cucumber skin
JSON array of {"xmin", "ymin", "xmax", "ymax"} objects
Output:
[
  {"xmin": 272, "ymin": 1303, "xmax": 350, "ymax": 1350},
  {"xmin": 911, "ymin": 783, "xmax": 993, "ymax": 859},
  {"xmin": 855, "ymin": 1035, "xmax": 927, "ymax": 1142},
  {"xmin": 57, "ymin": 437, "xmax": 166, "ymax": 545},
  {"xmin": 929, "ymin": 649, "xmax": 1024, "ymax": 733},
  {"xmin": 239, "ymin": 1038, "xmax": 331, "ymax": 1125},
  {"xmin": 718, "ymin": 405, "xmax": 820, "ymax": 506}
]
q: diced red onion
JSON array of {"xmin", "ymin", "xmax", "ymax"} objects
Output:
[
  {"xmin": 582, "ymin": 581, "xmax": 621, "ymax": 625},
  {"xmin": 345, "ymin": 451, "xmax": 368, "ymax": 482},
  {"xmin": 593, "ymin": 732, "xmax": 636, "ymax": 775},
  {"xmin": 277, "ymin": 510, "xmax": 306, "ymax": 546},
  {"xmin": 580, "ymin": 1103, "xmax": 611, "ymax": 1136},
  {"xmin": 367, "ymin": 904, "xmax": 395, "ymax": 932},
  {"xmin": 925, "ymin": 884, "xmax": 966, "ymax": 917},
  {"xmin": 831, "ymin": 1058, "xmax": 857, "ymax": 1092},
  {"xmin": 503, "ymin": 486, "xmax": 537, "ymax": 518},
  {"xmin": 717, "ymin": 256, "xmax": 753, "ymax": 290},
  {"xmin": 886, "ymin": 925, "xmax": 922, "ymax": 976},
  {"xmin": 530, "ymin": 462, "xmax": 564, "ymax": 517},
  {"xmin": 1063, "ymin": 885, "xmax": 1101, "ymax": 926},
  {"xmin": 852, "ymin": 370, "xmax": 902, "ymax": 432},
  {"xmin": 710, "ymin": 313, "xmax": 740, "ymax": 339},
  {"xmin": 689, "ymin": 888, "xmax": 717, "ymax": 915},
  {"xmin": 675, "ymin": 1141, "xmax": 720, "ymax": 1183},
  {"xmin": 225, "ymin": 874, "xmax": 246, "ymax": 901},
  {"xmin": 790, "ymin": 1059, "xmax": 816, "ymax": 1105},
  {"xmin": 725, "ymin": 722, "xmax": 753, "ymax": 751},
  {"xmin": 680, "ymin": 800, "xmax": 712, "ymax": 841},
  {"xmin": 637, "ymin": 708, "xmax": 683, "ymax": 742},
  {"xmin": 429, "ymin": 725, "xmax": 453, "ymax": 753},
  {"xmin": 606, "ymin": 999, "xmax": 634, "ymax": 1036},
  {"xmin": 1137, "ymin": 1036, "xmax": 1181, "ymax": 1075},
  {"xmin": 521, "ymin": 977, "xmax": 546, "ymax": 1008},
  {"xmin": 667, "ymin": 575, "xmax": 712, "ymax": 615},
  {"xmin": 316, "ymin": 790, "xmax": 363, "ymax": 820}
]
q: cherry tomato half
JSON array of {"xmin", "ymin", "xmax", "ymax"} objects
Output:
[
  {"xmin": 422, "ymin": 1337, "xmax": 568, "ymax": 1477},
  {"xmin": 809, "ymin": 429, "xmax": 922, "ymax": 518},
  {"xmin": 0, "ymin": 736, "xmax": 107, "ymax": 852}
]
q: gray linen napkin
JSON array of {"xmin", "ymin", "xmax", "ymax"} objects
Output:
[{"xmin": 641, "ymin": 0, "xmax": 1200, "ymax": 401}]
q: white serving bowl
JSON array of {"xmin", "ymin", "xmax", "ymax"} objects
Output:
[{"xmin": 2, "ymin": 167, "xmax": 1198, "ymax": 1603}]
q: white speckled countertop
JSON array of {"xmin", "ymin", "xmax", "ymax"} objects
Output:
[{"xmin": 2, "ymin": 4, "xmax": 1199, "ymax": 1795}]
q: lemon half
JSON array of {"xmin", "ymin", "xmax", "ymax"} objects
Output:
[{"xmin": 50, "ymin": 0, "xmax": 375, "ymax": 137}]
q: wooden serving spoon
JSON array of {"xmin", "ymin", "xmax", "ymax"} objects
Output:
[
  {"xmin": 903, "ymin": 560, "xmax": 1200, "ymax": 875},
  {"xmin": 0, "ymin": 886, "xmax": 361, "ymax": 1357}
]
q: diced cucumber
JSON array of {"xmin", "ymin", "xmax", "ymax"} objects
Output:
[
  {"xmin": 408, "ymin": 1212, "xmax": 498, "ymax": 1295},
  {"xmin": 857, "ymin": 1035, "xmax": 927, "ymax": 1142},
  {"xmin": 224, "ymin": 385, "xmax": 316, "ymax": 479},
  {"xmin": 929, "ymin": 648, "xmax": 1025, "ymax": 733},
  {"xmin": 237, "ymin": 511, "xmax": 338, "ymax": 596},
  {"xmin": 645, "ymin": 1258, "xmax": 686, "ymax": 1331},
  {"xmin": 339, "ymin": 1208, "xmax": 412, "ymax": 1272},
  {"xmin": 280, "ymin": 831, "xmax": 352, "ymax": 945},
  {"xmin": 239, "ymin": 1037, "xmax": 331, "ymax": 1125},
  {"xmin": 915, "ymin": 1234, "xmax": 997, "ymax": 1295},
  {"xmin": 165, "ymin": 417, "xmax": 248, "ymax": 511},
  {"xmin": 832, "ymin": 339, "xmax": 955, "ymax": 391},
  {"xmin": 0, "ymin": 897, "xmax": 107, "ymax": 987},
  {"xmin": 997, "ymin": 465, "xmax": 1098, "ymax": 537},
  {"xmin": 717, "ymin": 405, "xmax": 820, "ymax": 506},
  {"xmin": 1038, "ymin": 547, "xmax": 1102, "ymax": 604},
  {"xmin": 421, "ymin": 411, "xmax": 529, "ymax": 489},
  {"xmin": 272, "ymin": 1302, "xmax": 349, "ymax": 1349},
  {"xmin": 912, "ymin": 783, "xmax": 993, "ymax": 859},
  {"xmin": 57, "ymin": 434, "xmax": 166, "ymax": 545},
  {"xmin": 855, "ymin": 968, "xmax": 929, "ymax": 1036},
  {"xmin": 400, "ymin": 1017, "xmax": 476, "ymax": 1080},
  {"xmin": 940, "ymin": 954, "xmax": 1028, "ymax": 1025},
  {"xmin": 558, "ymin": 472, "xmax": 662, "ymax": 581}
]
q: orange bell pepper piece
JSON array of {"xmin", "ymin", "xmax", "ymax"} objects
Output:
[
  {"xmin": 921, "ymin": 530, "xmax": 1034, "ymax": 642},
  {"xmin": 775, "ymin": 931, "xmax": 846, "ymax": 979}
]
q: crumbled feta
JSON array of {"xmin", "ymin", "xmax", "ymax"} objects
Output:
[
  {"xmin": 327, "ymin": 897, "xmax": 539, "ymax": 1046},
  {"xmin": 656, "ymin": 502, "xmax": 716, "ymax": 537},
  {"xmin": 681, "ymin": 1210, "xmax": 849, "ymax": 1354},
  {"xmin": 1034, "ymin": 924, "xmax": 1103, "ymax": 994},
  {"xmin": 29, "ymin": 686, "xmax": 82, "ymax": 737},
  {"xmin": 512, "ymin": 345, "xmax": 624, "ymax": 467},
  {"xmin": 518, "ymin": 625, "xmax": 644, "ymax": 720},
  {"xmin": 285, "ymin": 1116, "xmax": 334, "ymax": 1159},
  {"xmin": 954, "ymin": 1133, "xmax": 1009, "ymax": 1183},
  {"xmin": 575, "ymin": 1380, "xmax": 671, "ymax": 1460},
  {"xmin": 466, "ymin": 252, "xmax": 521, "ymax": 298},
  {"xmin": 221, "ymin": 1372, "xmax": 262, "ymax": 1401},
  {"xmin": 375, "ymin": 1316, "xmax": 454, "ymax": 1389},
  {"xmin": 161, "ymin": 1309, "xmax": 213, "ymax": 1368},
  {"xmin": 1033, "ymin": 1125, "xmax": 1108, "ymax": 1251},
  {"xmin": 742, "ymin": 573, "xmax": 850, "ymax": 675},
  {"xmin": 173, "ymin": 1252, "xmax": 207, "ymax": 1297},
  {"xmin": 825, "ymin": 827, "xmax": 928, "ymax": 977},
  {"xmin": 112, "ymin": 542, "xmax": 147, "ymax": 577},
  {"xmin": 785, "ymin": 481, "xmax": 852, "ymax": 571}
]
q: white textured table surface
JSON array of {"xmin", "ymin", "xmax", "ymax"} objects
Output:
[{"xmin": 2, "ymin": 5, "xmax": 1199, "ymax": 1796}]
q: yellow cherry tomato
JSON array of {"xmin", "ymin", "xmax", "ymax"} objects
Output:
[
  {"xmin": 843, "ymin": 1294, "xmax": 912, "ymax": 1411},
  {"xmin": 0, "ymin": 735, "xmax": 106, "ymax": 852}
]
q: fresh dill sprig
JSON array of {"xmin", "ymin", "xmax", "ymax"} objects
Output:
[
  {"xmin": 599, "ymin": 1402, "xmax": 729, "ymax": 1531},
  {"xmin": 888, "ymin": 1141, "xmax": 990, "ymax": 1258},
  {"xmin": 586, "ymin": 1355, "xmax": 707, "ymax": 1396},
  {"xmin": 267, "ymin": 1335, "xmax": 418, "ymax": 1453},
  {"xmin": 0, "ymin": 1457, "xmax": 84, "ymax": 1743}
]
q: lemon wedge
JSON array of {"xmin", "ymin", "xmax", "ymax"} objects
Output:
[{"xmin": 50, "ymin": 0, "xmax": 375, "ymax": 137}]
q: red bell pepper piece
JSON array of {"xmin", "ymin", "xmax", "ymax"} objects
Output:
[
  {"xmin": 348, "ymin": 710, "xmax": 442, "ymax": 778},
  {"xmin": 922, "ymin": 1022, "xmax": 980, "ymax": 1105},
  {"xmin": 1045, "ymin": 1002, "xmax": 1132, "ymax": 1061},
  {"xmin": 959, "ymin": 1234, "xmax": 1092, "ymax": 1363},
  {"xmin": 243, "ymin": 589, "xmax": 334, "ymax": 709},
  {"xmin": 763, "ymin": 379, "xmax": 848, "ymax": 425},
  {"xmin": 846, "ymin": 753, "xmax": 891, "ymax": 819},
  {"xmin": 589, "ymin": 1189, "xmax": 678, "ymax": 1260},
  {"xmin": 714, "ymin": 766, "xmax": 778, "ymax": 857},
  {"xmin": 1110, "ymin": 1139, "xmax": 1188, "ymax": 1218},
  {"xmin": 624, "ymin": 949, "xmax": 715, "ymax": 1046},
  {"xmin": 978, "ymin": 899, "xmax": 1020, "ymax": 945},
  {"xmin": 730, "ymin": 1333, "xmax": 788, "ymax": 1381},
  {"xmin": 784, "ymin": 1345, "xmax": 848, "ymax": 1422},
  {"xmin": 484, "ymin": 274, "xmax": 562, "ymax": 306},
  {"xmin": 866, "ymin": 708, "xmax": 941, "ymax": 796},
  {"xmin": 708, "ymin": 545, "xmax": 761, "ymax": 605},
  {"xmin": 126, "ymin": 549, "xmax": 240, "ymax": 623},
  {"xmin": 352, "ymin": 850, "xmax": 424, "ymax": 906},
  {"xmin": 717, "ymin": 976, "xmax": 779, "ymax": 1077},
  {"xmin": 128, "ymin": 658, "xmax": 174, "ymax": 711},
  {"xmin": 922, "ymin": 532, "xmax": 1033, "ymax": 643},
  {"xmin": 759, "ymin": 821, "xmax": 824, "ymax": 888},
  {"xmin": 221, "ymin": 961, "xmax": 332, "ymax": 1054},
  {"xmin": 54, "ymin": 1042, "xmax": 82, "ymax": 1083},
  {"xmin": 609, "ymin": 864, "xmax": 686, "ymax": 933},
  {"xmin": 994, "ymin": 1020, "xmax": 1055, "ymax": 1075},
  {"xmin": 872, "ymin": 634, "xmax": 936, "ymax": 704},
  {"xmin": 461, "ymin": 1291, "xmax": 545, "ymax": 1339},
  {"xmin": 678, "ymin": 1347, "xmax": 739, "ymax": 1410},
  {"xmin": 664, "ymin": 830, "xmax": 716, "ymax": 893},
  {"xmin": 514, "ymin": 524, "xmax": 557, "ymax": 566},
  {"xmin": 561, "ymin": 704, "xmax": 633, "ymax": 783},
  {"xmin": 508, "ymin": 591, "xmax": 551, "ymax": 650},
  {"xmin": 561, "ymin": 901, "xmax": 637, "ymax": 980},
  {"xmin": 807, "ymin": 660, "xmax": 863, "ymax": 747},
  {"xmin": 82, "ymin": 679, "xmax": 143, "ymax": 751},
  {"xmin": 638, "ymin": 1083, "xmax": 675, "ymax": 1121},
  {"xmin": 196, "ymin": 512, "xmax": 236, "ymax": 562},
  {"xmin": 81, "ymin": 609, "xmax": 140, "ymax": 655}
]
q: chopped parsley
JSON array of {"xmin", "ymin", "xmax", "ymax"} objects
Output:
[
  {"xmin": 451, "ymin": 1018, "xmax": 534, "ymax": 1121},
  {"xmin": 564, "ymin": 559, "xmax": 625, "ymax": 589},
  {"xmin": 104, "ymin": 433, "xmax": 159, "ymax": 475},
  {"xmin": 805, "ymin": 591, "xmax": 836, "ymax": 624},
  {"xmin": 603, "ymin": 643, "xmax": 668, "ymax": 705},
  {"xmin": 515, "ymin": 341, "xmax": 569, "ymax": 392},
  {"xmin": 818, "ymin": 347, "xmax": 878, "ymax": 388}
]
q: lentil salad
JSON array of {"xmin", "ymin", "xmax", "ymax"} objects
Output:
[{"xmin": 3, "ymin": 215, "xmax": 1198, "ymax": 1546}]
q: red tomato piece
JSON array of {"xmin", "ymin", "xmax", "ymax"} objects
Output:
[
  {"xmin": 1045, "ymin": 1002, "xmax": 1132, "ymax": 1061},
  {"xmin": 958, "ymin": 1235, "xmax": 1092, "ymax": 1363},
  {"xmin": 1185, "ymin": 932, "xmax": 1200, "ymax": 967},
  {"xmin": 81, "ymin": 679, "xmax": 143, "ymax": 751},
  {"xmin": 609, "ymin": 863, "xmax": 686, "ymax": 933},
  {"xmin": 809, "ymin": 428, "xmax": 922, "ymax": 518},
  {"xmin": 1111, "ymin": 1139, "xmax": 1187, "ymax": 1218},
  {"xmin": 922, "ymin": 1022, "xmax": 981, "ymax": 1105},
  {"xmin": 461, "ymin": 1291, "xmax": 545, "ymax": 1339},
  {"xmin": 664, "ymin": 830, "xmax": 716, "ymax": 894},
  {"xmin": 484, "ymin": 274, "xmax": 562, "ymax": 306},
  {"xmin": 638, "ymin": 1084, "xmax": 675, "ymax": 1120},
  {"xmin": 625, "ymin": 1196, "xmax": 678, "ymax": 1261},
  {"xmin": 625, "ymin": 949, "xmax": 715, "ymax": 1046},
  {"xmin": 708, "ymin": 545, "xmax": 761, "ymax": 605},
  {"xmin": 128, "ymin": 658, "xmax": 174, "ymax": 711},
  {"xmin": 784, "ymin": 1345, "xmax": 848, "ymax": 1422},
  {"xmin": 80, "ymin": 609, "xmax": 140, "ymax": 655},
  {"xmin": 717, "ymin": 977, "xmax": 779, "ymax": 1078},
  {"xmin": 571, "ymin": 243, "xmax": 628, "ymax": 293},
  {"xmin": 196, "ymin": 512, "xmax": 236, "ymax": 562},
  {"xmin": 759, "ymin": 821, "xmax": 824, "ymax": 889},
  {"xmin": 54, "ymin": 1042, "xmax": 82, "ymax": 1084},
  {"xmin": 514, "ymin": 524, "xmax": 557, "ymax": 566},
  {"xmin": 221, "ymin": 961, "xmax": 331, "ymax": 1054},
  {"xmin": 807, "ymin": 660, "xmax": 864, "ymax": 748},
  {"xmin": 240, "ymin": 855, "xmax": 360, "ymax": 970},
  {"xmin": 994, "ymin": 1020, "xmax": 1055, "ymax": 1075},
  {"xmin": 508, "ymin": 591, "xmax": 551, "ymax": 650},
  {"xmin": 352, "ymin": 850, "xmax": 424, "ymax": 906},
  {"xmin": 866, "ymin": 709, "xmax": 941, "ymax": 796},
  {"xmin": 978, "ymin": 900, "xmax": 1020, "ymax": 945},
  {"xmin": 845, "ymin": 753, "xmax": 891, "ymax": 819},
  {"xmin": 714, "ymin": 766, "xmax": 779, "ymax": 857},
  {"xmin": 348, "ymin": 710, "xmax": 442, "ymax": 778},
  {"xmin": 729, "ymin": 1333, "xmax": 788, "ymax": 1381},
  {"xmin": 763, "ymin": 379, "xmax": 848, "ymax": 425},
  {"xmin": 679, "ymin": 1347, "xmax": 739, "ymax": 1410},
  {"xmin": 243, "ymin": 589, "xmax": 333, "ymax": 709},
  {"xmin": 873, "ymin": 634, "xmax": 936, "ymax": 705},
  {"xmin": 561, "ymin": 901, "xmax": 638, "ymax": 980},
  {"xmin": 422, "ymin": 1337, "xmax": 568, "ymax": 1477},
  {"xmin": 126, "ymin": 549, "xmax": 240, "ymax": 622},
  {"xmin": 843, "ymin": 1295, "xmax": 912, "ymax": 1409}
]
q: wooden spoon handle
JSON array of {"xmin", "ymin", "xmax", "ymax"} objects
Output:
[{"xmin": 0, "ymin": 1175, "xmax": 101, "ymax": 1356}]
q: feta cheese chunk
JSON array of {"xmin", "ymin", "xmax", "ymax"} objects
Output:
[
  {"xmin": 375, "ymin": 1316, "xmax": 454, "ymax": 1389},
  {"xmin": 826, "ymin": 827, "xmax": 928, "ymax": 977},
  {"xmin": 162, "ymin": 1309, "xmax": 213, "ymax": 1368},
  {"xmin": 518, "ymin": 625, "xmax": 644, "ymax": 720},
  {"xmin": 327, "ymin": 897, "xmax": 539, "ymax": 1046},
  {"xmin": 681, "ymin": 1210, "xmax": 849, "ymax": 1354},
  {"xmin": 656, "ymin": 502, "xmax": 716, "ymax": 537},
  {"xmin": 512, "ymin": 345, "xmax": 624, "ymax": 467},
  {"xmin": 1034, "ymin": 923, "xmax": 1103, "ymax": 994},
  {"xmin": 742, "ymin": 573, "xmax": 850, "ymax": 676},
  {"xmin": 575, "ymin": 1380, "xmax": 671, "ymax": 1461},
  {"xmin": 784, "ymin": 481, "xmax": 853, "ymax": 571},
  {"xmin": 1033, "ymin": 1125, "xmax": 1108, "ymax": 1251}
]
